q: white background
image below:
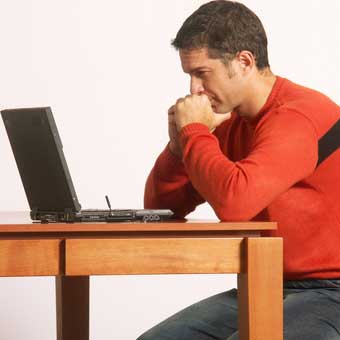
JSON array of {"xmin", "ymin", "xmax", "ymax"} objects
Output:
[{"xmin": 0, "ymin": 0, "xmax": 339, "ymax": 339}]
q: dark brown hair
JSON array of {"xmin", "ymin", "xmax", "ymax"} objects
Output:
[{"xmin": 172, "ymin": 0, "xmax": 270, "ymax": 69}]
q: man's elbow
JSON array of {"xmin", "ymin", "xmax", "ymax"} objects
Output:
[{"xmin": 213, "ymin": 204, "xmax": 255, "ymax": 222}]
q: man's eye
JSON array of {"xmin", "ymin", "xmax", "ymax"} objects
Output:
[{"xmin": 196, "ymin": 71, "xmax": 207, "ymax": 78}]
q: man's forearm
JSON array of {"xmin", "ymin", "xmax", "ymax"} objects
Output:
[
  {"xmin": 179, "ymin": 117, "xmax": 318, "ymax": 221},
  {"xmin": 144, "ymin": 144, "xmax": 205, "ymax": 218}
]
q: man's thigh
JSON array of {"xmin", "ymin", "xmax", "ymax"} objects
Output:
[
  {"xmin": 137, "ymin": 289, "xmax": 238, "ymax": 340},
  {"xmin": 283, "ymin": 287, "xmax": 340, "ymax": 340},
  {"xmin": 227, "ymin": 287, "xmax": 340, "ymax": 340}
]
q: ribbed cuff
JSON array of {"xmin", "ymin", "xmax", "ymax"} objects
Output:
[{"xmin": 179, "ymin": 123, "xmax": 211, "ymax": 148}]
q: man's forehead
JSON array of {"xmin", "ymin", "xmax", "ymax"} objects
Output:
[{"xmin": 179, "ymin": 48, "xmax": 214, "ymax": 73}]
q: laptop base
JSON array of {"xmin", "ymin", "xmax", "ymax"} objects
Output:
[{"xmin": 31, "ymin": 209, "xmax": 174, "ymax": 223}]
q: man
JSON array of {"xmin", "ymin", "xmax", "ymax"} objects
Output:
[{"xmin": 139, "ymin": 1, "xmax": 340, "ymax": 339}]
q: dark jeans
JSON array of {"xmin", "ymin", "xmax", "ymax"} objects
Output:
[{"xmin": 137, "ymin": 280, "xmax": 340, "ymax": 340}]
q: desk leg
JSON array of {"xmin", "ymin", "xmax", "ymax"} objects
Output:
[
  {"xmin": 55, "ymin": 276, "xmax": 90, "ymax": 340},
  {"xmin": 237, "ymin": 238, "xmax": 283, "ymax": 340}
]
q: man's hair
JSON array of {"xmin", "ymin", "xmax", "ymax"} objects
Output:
[{"xmin": 171, "ymin": 0, "xmax": 270, "ymax": 70}]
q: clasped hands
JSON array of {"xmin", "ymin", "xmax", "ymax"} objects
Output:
[{"xmin": 168, "ymin": 94, "xmax": 231, "ymax": 157}]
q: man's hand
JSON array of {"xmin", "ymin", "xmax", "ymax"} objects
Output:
[
  {"xmin": 174, "ymin": 94, "xmax": 231, "ymax": 132},
  {"xmin": 168, "ymin": 105, "xmax": 182, "ymax": 158}
]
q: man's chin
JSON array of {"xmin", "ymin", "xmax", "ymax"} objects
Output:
[
  {"xmin": 213, "ymin": 105, "xmax": 232, "ymax": 114},
  {"xmin": 213, "ymin": 108, "xmax": 226, "ymax": 114}
]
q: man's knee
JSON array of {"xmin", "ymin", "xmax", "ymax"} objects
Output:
[
  {"xmin": 136, "ymin": 330, "xmax": 156, "ymax": 340},
  {"xmin": 136, "ymin": 320, "xmax": 185, "ymax": 340}
]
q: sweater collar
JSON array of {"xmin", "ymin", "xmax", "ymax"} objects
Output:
[{"xmin": 244, "ymin": 75, "xmax": 285, "ymax": 127}]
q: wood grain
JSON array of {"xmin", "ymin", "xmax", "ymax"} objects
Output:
[
  {"xmin": 0, "ymin": 213, "xmax": 283, "ymax": 340},
  {"xmin": 65, "ymin": 237, "xmax": 243, "ymax": 275},
  {"xmin": 56, "ymin": 276, "xmax": 89, "ymax": 340},
  {"xmin": 0, "ymin": 221, "xmax": 277, "ymax": 233},
  {"xmin": 0, "ymin": 239, "xmax": 61, "ymax": 276},
  {"xmin": 238, "ymin": 237, "xmax": 283, "ymax": 340}
]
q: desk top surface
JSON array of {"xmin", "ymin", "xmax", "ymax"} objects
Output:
[{"xmin": 0, "ymin": 211, "xmax": 277, "ymax": 233}]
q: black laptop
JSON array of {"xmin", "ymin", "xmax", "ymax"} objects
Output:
[{"xmin": 1, "ymin": 107, "xmax": 174, "ymax": 223}]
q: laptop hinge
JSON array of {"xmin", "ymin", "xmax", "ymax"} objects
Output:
[
  {"xmin": 30, "ymin": 207, "xmax": 76, "ymax": 223},
  {"xmin": 30, "ymin": 207, "xmax": 39, "ymax": 221}
]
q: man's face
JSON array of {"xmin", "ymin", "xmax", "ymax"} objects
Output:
[{"xmin": 179, "ymin": 48, "xmax": 245, "ymax": 113}]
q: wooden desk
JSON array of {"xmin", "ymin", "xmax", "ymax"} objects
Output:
[{"xmin": 0, "ymin": 212, "xmax": 283, "ymax": 340}]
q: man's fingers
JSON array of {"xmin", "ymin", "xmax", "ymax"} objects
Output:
[
  {"xmin": 168, "ymin": 115, "xmax": 176, "ymax": 123},
  {"xmin": 200, "ymin": 93, "xmax": 210, "ymax": 103},
  {"xmin": 176, "ymin": 97, "xmax": 185, "ymax": 106},
  {"xmin": 168, "ymin": 105, "xmax": 175, "ymax": 115}
]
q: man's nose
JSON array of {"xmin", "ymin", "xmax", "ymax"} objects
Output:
[{"xmin": 190, "ymin": 76, "xmax": 205, "ymax": 95}]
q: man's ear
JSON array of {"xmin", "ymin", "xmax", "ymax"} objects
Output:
[{"xmin": 237, "ymin": 50, "xmax": 255, "ymax": 74}]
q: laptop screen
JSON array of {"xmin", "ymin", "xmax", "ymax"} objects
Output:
[{"xmin": 1, "ymin": 107, "xmax": 81, "ymax": 213}]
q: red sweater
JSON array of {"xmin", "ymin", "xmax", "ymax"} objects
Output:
[{"xmin": 144, "ymin": 76, "xmax": 340, "ymax": 280}]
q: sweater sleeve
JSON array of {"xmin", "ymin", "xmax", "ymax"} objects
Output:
[
  {"xmin": 179, "ymin": 111, "xmax": 318, "ymax": 221},
  {"xmin": 144, "ymin": 143, "xmax": 205, "ymax": 218}
]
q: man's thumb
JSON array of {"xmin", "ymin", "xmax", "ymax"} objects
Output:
[{"xmin": 214, "ymin": 112, "xmax": 232, "ymax": 127}]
